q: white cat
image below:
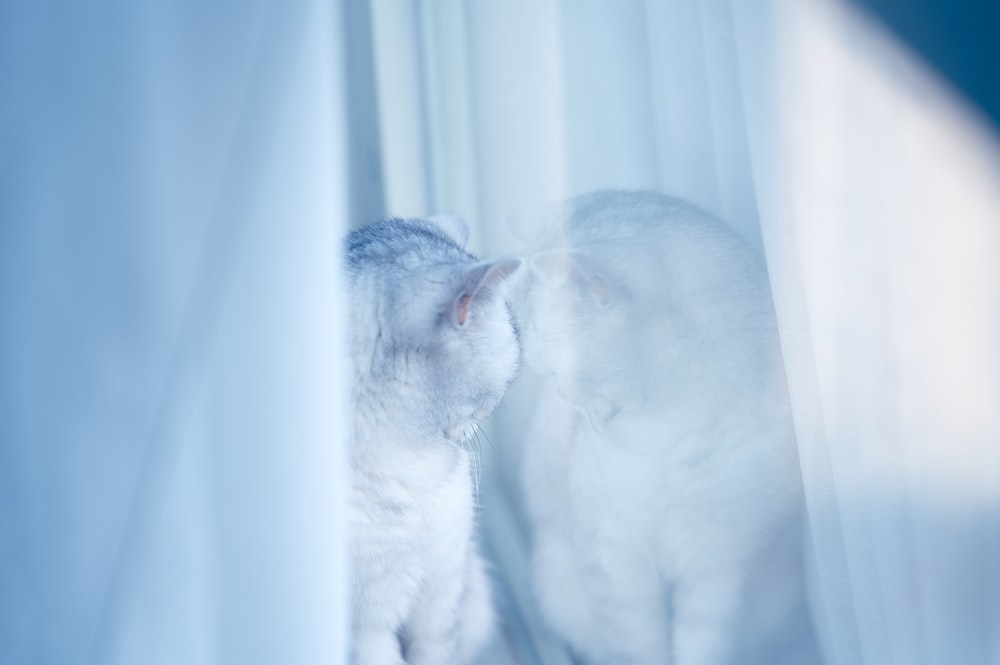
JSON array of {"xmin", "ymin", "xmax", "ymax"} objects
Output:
[
  {"xmin": 346, "ymin": 217, "xmax": 521, "ymax": 665},
  {"xmin": 511, "ymin": 191, "xmax": 812, "ymax": 665}
]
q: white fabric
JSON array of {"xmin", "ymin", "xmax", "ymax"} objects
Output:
[
  {"xmin": 3, "ymin": 1, "xmax": 997, "ymax": 664},
  {"xmin": 0, "ymin": 0, "xmax": 349, "ymax": 662},
  {"xmin": 372, "ymin": 1, "xmax": 1000, "ymax": 664}
]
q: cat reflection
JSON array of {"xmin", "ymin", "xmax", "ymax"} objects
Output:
[{"xmin": 512, "ymin": 191, "xmax": 816, "ymax": 665}]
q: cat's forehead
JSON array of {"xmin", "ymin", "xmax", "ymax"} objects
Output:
[
  {"xmin": 347, "ymin": 218, "xmax": 473, "ymax": 271},
  {"xmin": 528, "ymin": 191, "xmax": 719, "ymax": 251}
]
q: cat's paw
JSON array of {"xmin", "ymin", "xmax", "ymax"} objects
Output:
[
  {"xmin": 351, "ymin": 631, "xmax": 406, "ymax": 665},
  {"xmin": 457, "ymin": 554, "xmax": 495, "ymax": 664}
]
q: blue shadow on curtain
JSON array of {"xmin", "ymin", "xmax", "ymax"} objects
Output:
[{"xmin": 0, "ymin": 1, "xmax": 350, "ymax": 663}]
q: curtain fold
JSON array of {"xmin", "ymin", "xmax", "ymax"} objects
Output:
[
  {"xmin": 746, "ymin": 3, "xmax": 1000, "ymax": 664},
  {"xmin": 2, "ymin": 1, "xmax": 997, "ymax": 663},
  {"xmin": 0, "ymin": 0, "xmax": 350, "ymax": 662},
  {"xmin": 370, "ymin": 1, "xmax": 1000, "ymax": 664}
]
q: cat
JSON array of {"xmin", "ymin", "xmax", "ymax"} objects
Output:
[
  {"xmin": 510, "ymin": 191, "xmax": 813, "ymax": 665},
  {"xmin": 345, "ymin": 216, "xmax": 521, "ymax": 665}
]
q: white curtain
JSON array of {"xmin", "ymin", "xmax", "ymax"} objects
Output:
[
  {"xmin": 740, "ymin": 4, "xmax": 1000, "ymax": 665},
  {"xmin": 0, "ymin": 0, "xmax": 349, "ymax": 663},
  {"xmin": 2, "ymin": 0, "xmax": 998, "ymax": 664},
  {"xmin": 371, "ymin": 1, "xmax": 1000, "ymax": 664}
]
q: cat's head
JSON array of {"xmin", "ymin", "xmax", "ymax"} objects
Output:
[
  {"xmin": 508, "ymin": 191, "xmax": 763, "ymax": 416},
  {"xmin": 512, "ymin": 241, "xmax": 643, "ymax": 415},
  {"xmin": 347, "ymin": 217, "xmax": 522, "ymax": 443}
]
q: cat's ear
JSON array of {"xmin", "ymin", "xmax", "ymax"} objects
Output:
[
  {"xmin": 426, "ymin": 215, "xmax": 470, "ymax": 249},
  {"xmin": 531, "ymin": 250, "xmax": 612, "ymax": 307},
  {"xmin": 452, "ymin": 258, "xmax": 522, "ymax": 327}
]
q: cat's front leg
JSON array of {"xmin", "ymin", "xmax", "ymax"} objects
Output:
[
  {"xmin": 672, "ymin": 570, "xmax": 744, "ymax": 665},
  {"xmin": 455, "ymin": 549, "xmax": 494, "ymax": 662},
  {"xmin": 351, "ymin": 630, "xmax": 406, "ymax": 665},
  {"xmin": 404, "ymin": 550, "xmax": 493, "ymax": 665},
  {"xmin": 535, "ymin": 531, "xmax": 671, "ymax": 665},
  {"xmin": 584, "ymin": 559, "xmax": 673, "ymax": 665},
  {"xmin": 401, "ymin": 570, "xmax": 465, "ymax": 665}
]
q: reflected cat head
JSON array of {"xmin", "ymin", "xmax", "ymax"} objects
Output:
[{"xmin": 508, "ymin": 190, "xmax": 774, "ymax": 418}]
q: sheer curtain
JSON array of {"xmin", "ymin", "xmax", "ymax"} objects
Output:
[
  {"xmin": 1, "ymin": 0, "xmax": 349, "ymax": 663},
  {"xmin": 2, "ymin": 0, "xmax": 998, "ymax": 664},
  {"xmin": 739, "ymin": 4, "xmax": 1000, "ymax": 664},
  {"xmin": 370, "ymin": 1, "xmax": 1000, "ymax": 664}
]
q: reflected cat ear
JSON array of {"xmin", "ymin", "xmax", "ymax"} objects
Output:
[
  {"xmin": 453, "ymin": 258, "xmax": 522, "ymax": 327},
  {"xmin": 530, "ymin": 249, "xmax": 578, "ymax": 281},
  {"xmin": 426, "ymin": 215, "xmax": 470, "ymax": 249},
  {"xmin": 590, "ymin": 274, "xmax": 612, "ymax": 307},
  {"xmin": 531, "ymin": 250, "xmax": 613, "ymax": 307},
  {"xmin": 503, "ymin": 201, "xmax": 569, "ymax": 247}
]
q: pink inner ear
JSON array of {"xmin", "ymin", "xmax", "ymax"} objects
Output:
[
  {"xmin": 457, "ymin": 294, "xmax": 472, "ymax": 326},
  {"xmin": 453, "ymin": 258, "xmax": 520, "ymax": 327}
]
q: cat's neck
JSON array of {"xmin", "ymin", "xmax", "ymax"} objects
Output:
[
  {"xmin": 351, "ymin": 413, "xmax": 466, "ymax": 490},
  {"xmin": 351, "ymin": 373, "xmax": 463, "ymax": 469}
]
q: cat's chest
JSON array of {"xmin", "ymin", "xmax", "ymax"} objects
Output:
[{"xmin": 353, "ymin": 444, "xmax": 474, "ymax": 544}]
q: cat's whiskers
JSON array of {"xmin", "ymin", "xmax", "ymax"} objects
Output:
[
  {"xmin": 464, "ymin": 424, "xmax": 483, "ymax": 502},
  {"xmin": 477, "ymin": 426, "xmax": 495, "ymax": 451}
]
